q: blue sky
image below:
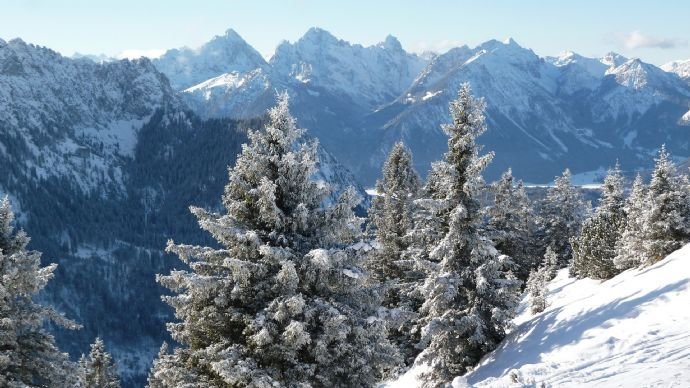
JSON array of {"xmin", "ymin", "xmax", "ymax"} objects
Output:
[{"xmin": 1, "ymin": 0, "xmax": 688, "ymax": 65}]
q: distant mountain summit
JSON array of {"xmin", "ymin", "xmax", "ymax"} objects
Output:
[
  {"xmin": 662, "ymin": 58, "xmax": 690, "ymax": 80},
  {"xmin": 153, "ymin": 28, "xmax": 267, "ymax": 90},
  {"xmin": 269, "ymin": 27, "xmax": 427, "ymax": 108}
]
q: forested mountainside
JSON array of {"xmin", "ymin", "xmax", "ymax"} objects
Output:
[{"xmin": 0, "ymin": 37, "xmax": 363, "ymax": 386}]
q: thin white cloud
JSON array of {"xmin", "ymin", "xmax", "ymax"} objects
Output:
[
  {"xmin": 620, "ymin": 31, "xmax": 686, "ymax": 50},
  {"xmin": 117, "ymin": 48, "xmax": 166, "ymax": 60}
]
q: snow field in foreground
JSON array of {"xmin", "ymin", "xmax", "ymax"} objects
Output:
[{"xmin": 388, "ymin": 243, "xmax": 690, "ymax": 387}]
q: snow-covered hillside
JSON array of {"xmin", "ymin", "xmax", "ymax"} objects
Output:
[{"xmin": 390, "ymin": 244, "xmax": 690, "ymax": 387}]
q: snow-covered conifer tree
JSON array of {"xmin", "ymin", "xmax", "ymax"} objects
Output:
[
  {"xmin": 412, "ymin": 84, "xmax": 521, "ymax": 387},
  {"xmin": 367, "ymin": 142, "xmax": 421, "ymax": 367},
  {"xmin": 367, "ymin": 141, "xmax": 420, "ymax": 291},
  {"xmin": 485, "ymin": 168, "xmax": 535, "ymax": 281},
  {"xmin": 641, "ymin": 146, "xmax": 690, "ymax": 265},
  {"xmin": 0, "ymin": 197, "xmax": 80, "ymax": 387},
  {"xmin": 526, "ymin": 267, "xmax": 548, "ymax": 314},
  {"xmin": 542, "ymin": 246, "xmax": 559, "ymax": 281},
  {"xmin": 80, "ymin": 337, "xmax": 120, "ymax": 388},
  {"xmin": 538, "ymin": 169, "xmax": 590, "ymax": 267},
  {"xmin": 149, "ymin": 94, "xmax": 399, "ymax": 387},
  {"xmin": 571, "ymin": 163, "xmax": 626, "ymax": 279},
  {"xmin": 614, "ymin": 174, "xmax": 648, "ymax": 270}
]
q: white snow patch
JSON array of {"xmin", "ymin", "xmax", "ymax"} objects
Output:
[
  {"xmin": 525, "ymin": 167, "xmax": 607, "ymax": 188},
  {"xmin": 365, "ymin": 188, "xmax": 382, "ymax": 197},
  {"xmin": 422, "ymin": 90, "xmax": 442, "ymax": 101},
  {"xmin": 387, "ymin": 244, "xmax": 690, "ymax": 387}
]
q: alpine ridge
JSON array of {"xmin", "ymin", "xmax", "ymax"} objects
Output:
[{"xmin": 161, "ymin": 29, "xmax": 690, "ymax": 185}]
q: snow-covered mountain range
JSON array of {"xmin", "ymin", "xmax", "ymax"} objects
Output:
[{"xmin": 160, "ymin": 29, "xmax": 690, "ymax": 185}]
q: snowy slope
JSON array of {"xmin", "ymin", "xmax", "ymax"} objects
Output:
[
  {"xmin": 389, "ymin": 244, "xmax": 690, "ymax": 387},
  {"xmin": 465, "ymin": 244, "xmax": 690, "ymax": 387}
]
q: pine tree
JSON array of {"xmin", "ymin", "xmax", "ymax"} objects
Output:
[
  {"xmin": 395, "ymin": 161, "xmax": 457, "ymax": 367},
  {"xmin": 367, "ymin": 142, "xmax": 421, "ymax": 367},
  {"xmin": 526, "ymin": 268, "xmax": 548, "ymax": 314},
  {"xmin": 614, "ymin": 174, "xmax": 648, "ymax": 270},
  {"xmin": 538, "ymin": 169, "xmax": 590, "ymax": 267},
  {"xmin": 149, "ymin": 94, "xmax": 399, "ymax": 387},
  {"xmin": 641, "ymin": 146, "xmax": 690, "ymax": 265},
  {"xmin": 413, "ymin": 84, "xmax": 521, "ymax": 387},
  {"xmin": 571, "ymin": 163, "xmax": 626, "ymax": 279},
  {"xmin": 367, "ymin": 141, "xmax": 420, "ymax": 291},
  {"xmin": 542, "ymin": 246, "xmax": 559, "ymax": 281},
  {"xmin": 0, "ymin": 197, "xmax": 80, "ymax": 387},
  {"xmin": 485, "ymin": 168, "xmax": 535, "ymax": 281},
  {"xmin": 80, "ymin": 337, "xmax": 120, "ymax": 388}
]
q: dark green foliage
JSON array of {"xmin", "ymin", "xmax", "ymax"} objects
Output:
[{"xmin": 571, "ymin": 164, "xmax": 626, "ymax": 279}]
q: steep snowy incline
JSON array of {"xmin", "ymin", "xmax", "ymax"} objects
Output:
[
  {"xmin": 388, "ymin": 244, "xmax": 690, "ymax": 387},
  {"xmin": 464, "ymin": 244, "xmax": 690, "ymax": 387}
]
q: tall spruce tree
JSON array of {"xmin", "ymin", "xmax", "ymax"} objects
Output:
[
  {"xmin": 412, "ymin": 84, "xmax": 521, "ymax": 387},
  {"xmin": 538, "ymin": 169, "xmax": 590, "ymax": 267},
  {"xmin": 367, "ymin": 142, "xmax": 421, "ymax": 367},
  {"xmin": 485, "ymin": 168, "xmax": 535, "ymax": 281},
  {"xmin": 367, "ymin": 141, "xmax": 420, "ymax": 290},
  {"xmin": 0, "ymin": 197, "xmax": 80, "ymax": 388},
  {"xmin": 80, "ymin": 337, "xmax": 120, "ymax": 388},
  {"xmin": 148, "ymin": 94, "xmax": 399, "ymax": 387},
  {"xmin": 571, "ymin": 163, "xmax": 626, "ymax": 279},
  {"xmin": 641, "ymin": 146, "xmax": 690, "ymax": 265},
  {"xmin": 614, "ymin": 174, "xmax": 648, "ymax": 270},
  {"xmin": 397, "ymin": 160, "xmax": 457, "ymax": 367}
]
